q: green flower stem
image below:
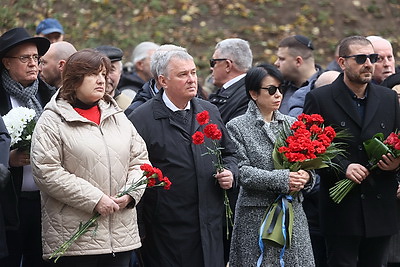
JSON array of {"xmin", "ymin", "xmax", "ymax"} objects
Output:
[
  {"xmin": 224, "ymin": 190, "xmax": 233, "ymax": 239},
  {"xmin": 50, "ymin": 213, "xmax": 101, "ymax": 263},
  {"xmin": 329, "ymin": 179, "xmax": 356, "ymax": 204},
  {"xmin": 50, "ymin": 175, "xmax": 155, "ymax": 263}
]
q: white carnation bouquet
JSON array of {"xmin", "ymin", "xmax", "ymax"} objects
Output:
[{"xmin": 3, "ymin": 107, "xmax": 36, "ymax": 151}]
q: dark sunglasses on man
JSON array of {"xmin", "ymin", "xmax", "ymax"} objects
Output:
[
  {"xmin": 209, "ymin": 58, "xmax": 228, "ymax": 68},
  {"xmin": 260, "ymin": 85, "xmax": 283, "ymax": 95},
  {"xmin": 341, "ymin": 53, "xmax": 379, "ymax": 65}
]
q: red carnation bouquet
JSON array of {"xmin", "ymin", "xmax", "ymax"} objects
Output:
[
  {"xmin": 191, "ymin": 110, "xmax": 233, "ymax": 238},
  {"xmin": 258, "ymin": 113, "xmax": 345, "ymax": 265},
  {"xmin": 330, "ymin": 132, "xmax": 400, "ymax": 204},
  {"xmin": 50, "ymin": 163, "xmax": 171, "ymax": 263},
  {"xmin": 273, "ymin": 113, "xmax": 343, "ymax": 171}
]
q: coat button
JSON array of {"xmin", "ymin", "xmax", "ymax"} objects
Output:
[
  {"xmin": 376, "ymin": 194, "xmax": 382, "ymax": 199},
  {"xmin": 358, "ymin": 145, "xmax": 363, "ymax": 151},
  {"xmin": 361, "ymin": 194, "xmax": 365, "ymax": 199},
  {"xmin": 380, "ymin": 123, "xmax": 385, "ymax": 129},
  {"xmin": 340, "ymin": 121, "xmax": 346, "ymax": 127}
]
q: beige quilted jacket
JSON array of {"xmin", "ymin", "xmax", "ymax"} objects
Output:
[{"xmin": 31, "ymin": 92, "xmax": 150, "ymax": 258}]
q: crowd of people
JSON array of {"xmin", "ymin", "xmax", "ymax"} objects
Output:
[{"xmin": 1, "ymin": 18, "xmax": 400, "ymax": 267}]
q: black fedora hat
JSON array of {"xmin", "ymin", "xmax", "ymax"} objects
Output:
[{"xmin": 0, "ymin": 27, "xmax": 50, "ymax": 60}]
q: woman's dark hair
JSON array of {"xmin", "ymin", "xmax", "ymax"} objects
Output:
[
  {"xmin": 59, "ymin": 48, "xmax": 112, "ymax": 104},
  {"xmin": 245, "ymin": 64, "xmax": 283, "ymax": 100}
]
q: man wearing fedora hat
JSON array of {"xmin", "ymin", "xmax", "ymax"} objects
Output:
[{"xmin": 0, "ymin": 27, "xmax": 53, "ymax": 267}]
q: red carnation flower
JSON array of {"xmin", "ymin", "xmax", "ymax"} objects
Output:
[
  {"xmin": 204, "ymin": 124, "xmax": 222, "ymax": 140},
  {"xmin": 147, "ymin": 177, "xmax": 156, "ymax": 187},
  {"xmin": 192, "ymin": 131, "xmax": 205, "ymax": 145},
  {"xmin": 162, "ymin": 177, "xmax": 172, "ymax": 190},
  {"xmin": 196, "ymin": 110, "xmax": 210, "ymax": 125}
]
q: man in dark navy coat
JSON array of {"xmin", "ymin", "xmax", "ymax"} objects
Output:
[
  {"xmin": 304, "ymin": 36, "xmax": 400, "ymax": 267},
  {"xmin": 129, "ymin": 49, "xmax": 238, "ymax": 267}
]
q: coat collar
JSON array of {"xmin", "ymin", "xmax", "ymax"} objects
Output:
[
  {"xmin": 46, "ymin": 90, "xmax": 121, "ymax": 124},
  {"xmin": 332, "ymin": 73, "xmax": 381, "ymax": 129},
  {"xmin": 151, "ymin": 89, "xmax": 206, "ymax": 132}
]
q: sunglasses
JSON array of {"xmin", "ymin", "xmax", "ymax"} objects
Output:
[
  {"xmin": 341, "ymin": 53, "xmax": 379, "ymax": 64},
  {"xmin": 261, "ymin": 85, "xmax": 283, "ymax": 95},
  {"xmin": 209, "ymin": 58, "xmax": 228, "ymax": 68}
]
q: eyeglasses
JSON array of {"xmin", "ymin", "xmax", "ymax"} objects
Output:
[
  {"xmin": 341, "ymin": 53, "xmax": 379, "ymax": 64},
  {"xmin": 6, "ymin": 54, "xmax": 40, "ymax": 63},
  {"xmin": 261, "ymin": 85, "xmax": 283, "ymax": 95},
  {"xmin": 209, "ymin": 58, "xmax": 228, "ymax": 68}
]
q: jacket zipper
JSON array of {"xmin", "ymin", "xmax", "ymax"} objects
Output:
[{"xmin": 98, "ymin": 122, "xmax": 115, "ymax": 255}]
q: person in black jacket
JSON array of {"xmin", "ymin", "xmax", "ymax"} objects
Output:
[
  {"xmin": 128, "ymin": 49, "xmax": 238, "ymax": 267},
  {"xmin": 0, "ymin": 27, "xmax": 53, "ymax": 267},
  {"xmin": 0, "ymin": 115, "xmax": 11, "ymax": 259},
  {"xmin": 304, "ymin": 35, "xmax": 400, "ymax": 267}
]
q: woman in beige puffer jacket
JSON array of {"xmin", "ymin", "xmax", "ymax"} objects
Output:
[{"xmin": 31, "ymin": 49, "xmax": 150, "ymax": 266}]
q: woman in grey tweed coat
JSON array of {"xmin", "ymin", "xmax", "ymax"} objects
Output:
[{"xmin": 226, "ymin": 65, "xmax": 315, "ymax": 267}]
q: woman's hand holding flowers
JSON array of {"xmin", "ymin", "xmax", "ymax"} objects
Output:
[
  {"xmin": 214, "ymin": 169, "xmax": 233, "ymax": 190},
  {"xmin": 95, "ymin": 195, "xmax": 120, "ymax": 216},
  {"xmin": 289, "ymin": 170, "xmax": 309, "ymax": 192},
  {"xmin": 377, "ymin": 153, "xmax": 400, "ymax": 171},
  {"xmin": 111, "ymin": 195, "xmax": 133, "ymax": 209},
  {"xmin": 346, "ymin": 163, "xmax": 369, "ymax": 184}
]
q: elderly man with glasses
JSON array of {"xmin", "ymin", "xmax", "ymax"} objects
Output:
[
  {"xmin": 0, "ymin": 27, "xmax": 53, "ymax": 267},
  {"xmin": 304, "ymin": 35, "xmax": 400, "ymax": 267}
]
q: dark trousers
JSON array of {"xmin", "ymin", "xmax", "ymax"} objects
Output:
[
  {"xmin": 50, "ymin": 251, "xmax": 132, "ymax": 267},
  {"xmin": 325, "ymin": 234, "xmax": 391, "ymax": 267},
  {"xmin": 310, "ymin": 233, "xmax": 328, "ymax": 267},
  {"xmin": 0, "ymin": 191, "xmax": 50, "ymax": 267}
]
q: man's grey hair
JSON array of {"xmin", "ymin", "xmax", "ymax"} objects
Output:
[
  {"xmin": 215, "ymin": 38, "xmax": 253, "ymax": 72},
  {"xmin": 156, "ymin": 50, "xmax": 193, "ymax": 78},
  {"xmin": 151, "ymin": 44, "xmax": 187, "ymax": 78},
  {"xmin": 131, "ymin": 41, "xmax": 160, "ymax": 65}
]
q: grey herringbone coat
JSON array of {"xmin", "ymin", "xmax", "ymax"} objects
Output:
[{"xmin": 227, "ymin": 101, "xmax": 315, "ymax": 267}]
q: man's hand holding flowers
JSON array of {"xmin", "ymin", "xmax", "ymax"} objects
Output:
[
  {"xmin": 345, "ymin": 163, "xmax": 369, "ymax": 185},
  {"xmin": 214, "ymin": 169, "xmax": 233, "ymax": 190},
  {"xmin": 289, "ymin": 170, "xmax": 311, "ymax": 192},
  {"xmin": 9, "ymin": 149, "xmax": 30, "ymax": 167},
  {"xmin": 377, "ymin": 153, "xmax": 400, "ymax": 171}
]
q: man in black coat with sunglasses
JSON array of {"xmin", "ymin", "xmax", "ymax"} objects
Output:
[
  {"xmin": 208, "ymin": 38, "xmax": 252, "ymax": 125},
  {"xmin": 208, "ymin": 38, "xmax": 252, "ymax": 264},
  {"xmin": 304, "ymin": 35, "xmax": 400, "ymax": 267}
]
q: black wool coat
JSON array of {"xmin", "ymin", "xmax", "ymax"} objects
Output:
[
  {"xmin": 304, "ymin": 73, "xmax": 400, "ymax": 237},
  {"xmin": 208, "ymin": 76, "xmax": 249, "ymax": 125},
  {"xmin": 129, "ymin": 91, "xmax": 238, "ymax": 267}
]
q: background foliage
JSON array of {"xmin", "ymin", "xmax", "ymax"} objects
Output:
[{"xmin": 2, "ymin": 0, "xmax": 400, "ymax": 80}]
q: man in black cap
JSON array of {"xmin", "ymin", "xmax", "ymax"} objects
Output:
[
  {"xmin": 274, "ymin": 35, "xmax": 323, "ymax": 116},
  {"xmin": 0, "ymin": 27, "xmax": 53, "ymax": 267},
  {"xmin": 95, "ymin": 45, "xmax": 132, "ymax": 110}
]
